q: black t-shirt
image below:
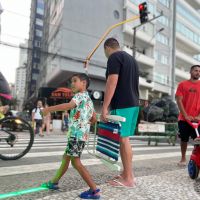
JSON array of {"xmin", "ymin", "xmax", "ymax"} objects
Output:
[{"xmin": 106, "ymin": 51, "xmax": 139, "ymax": 110}]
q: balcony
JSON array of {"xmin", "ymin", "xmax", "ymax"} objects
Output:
[
  {"xmin": 123, "ymin": 24, "xmax": 155, "ymax": 46},
  {"xmin": 184, "ymin": 0, "xmax": 200, "ymax": 9},
  {"xmin": 175, "ymin": 68, "xmax": 190, "ymax": 80},
  {"xmin": 176, "ymin": 32, "xmax": 200, "ymax": 54},
  {"xmin": 123, "ymin": 46, "xmax": 155, "ymax": 68},
  {"xmin": 176, "ymin": 50, "xmax": 198, "ymax": 67},
  {"xmin": 139, "ymin": 77, "xmax": 154, "ymax": 89}
]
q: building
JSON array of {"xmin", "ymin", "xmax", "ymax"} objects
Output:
[
  {"xmin": 25, "ymin": 0, "xmax": 45, "ymax": 103},
  {"xmin": 31, "ymin": 0, "xmax": 200, "ymax": 109},
  {"xmin": 15, "ymin": 42, "xmax": 28, "ymax": 111},
  {"xmin": 0, "ymin": 2, "xmax": 3, "ymax": 39}
]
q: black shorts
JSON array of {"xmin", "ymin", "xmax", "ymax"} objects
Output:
[
  {"xmin": 178, "ymin": 120, "xmax": 200, "ymax": 142},
  {"xmin": 35, "ymin": 119, "xmax": 43, "ymax": 127},
  {"xmin": 65, "ymin": 137, "xmax": 85, "ymax": 157}
]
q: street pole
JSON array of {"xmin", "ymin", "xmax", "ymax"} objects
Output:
[
  {"xmin": 133, "ymin": 27, "xmax": 137, "ymax": 58},
  {"xmin": 171, "ymin": 0, "xmax": 176, "ymax": 101}
]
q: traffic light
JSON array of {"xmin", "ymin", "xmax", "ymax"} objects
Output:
[{"xmin": 139, "ymin": 2, "xmax": 148, "ymax": 24}]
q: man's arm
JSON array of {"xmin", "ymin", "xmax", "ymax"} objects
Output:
[
  {"xmin": 102, "ymin": 74, "xmax": 118, "ymax": 121},
  {"xmin": 43, "ymin": 100, "xmax": 76, "ymax": 116},
  {"xmin": 175, "ymin": 95, "xmax": 193, "ymax": 121}
]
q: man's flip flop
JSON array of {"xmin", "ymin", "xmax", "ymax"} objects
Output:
[
  {"xmin": 107, "ymin": 179, "xmax": 135, "ymax": 188},
  {"xmin": 177, "ymin": 162, "xmax": 186, "ymax": 167}
]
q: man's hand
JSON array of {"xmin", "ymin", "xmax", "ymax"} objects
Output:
[
  {"xmin": 184, "ymin": 115, "xmax": 194, "ymax": 121},
  {"xmin": 194, "ymin": 115, "xmax": 200, "ymax": 122},
  {"xmin": 101, "ymin": 107, "xmax": 109, "ymax": 122}
]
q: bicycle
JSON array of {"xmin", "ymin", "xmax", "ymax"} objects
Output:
[{"xmin": 0, "ymin": 115, "xmax": 34, "ymax": 160}]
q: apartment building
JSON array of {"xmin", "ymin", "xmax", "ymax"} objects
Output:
[
  {"xmin": 0, "ymin": 2, "xmax": 3, "ymax": 39},
  {"xmin": 15, "ymin": 41, "xmax": 28, "ymax": 111},
  {"xmin": 33, "ymin": 0, "xmax": 200, "ymax": 106},
  {"xmin": 25, "ymin": 0, "xmax": 45, "ymax": 103}
]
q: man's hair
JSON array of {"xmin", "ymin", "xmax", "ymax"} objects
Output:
[
  {"xmin": 104, "ymin": 38, "xmax": 120, "ymax": 49},
  {"xmin": 72, "ymin": 73, "xmax": 90, "ymax": 89},
  {"xmin": 190, "ymin": 65, "xmax": 200, "ymax": 71}
]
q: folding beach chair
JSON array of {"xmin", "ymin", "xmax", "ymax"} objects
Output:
[{"xmin": 87, "ymin": 115, "xmax": 126, "ymax": 170}]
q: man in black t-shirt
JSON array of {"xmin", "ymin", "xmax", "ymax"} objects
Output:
[{"xmin": 101, "ymin": 38, "xmax": 139, "ymax": 188}]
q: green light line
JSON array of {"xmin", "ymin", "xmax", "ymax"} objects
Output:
[{"xmin": 0, "ymin": 186, "xmax": 48, "ymax": 199}]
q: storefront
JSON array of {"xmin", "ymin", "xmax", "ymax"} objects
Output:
[{"xmin": 38, "ymin": 87, "xmax": 73, "ymax": 130}]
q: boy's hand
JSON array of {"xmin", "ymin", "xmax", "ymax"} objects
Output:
[{"xmin": 90, "ymin": 112, "xmax": 97, "ymax": 124}]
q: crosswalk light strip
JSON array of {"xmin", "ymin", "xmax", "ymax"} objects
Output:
[{"xmin": 0, "ymin": 186, "xmax": 48, "ymax": 199}]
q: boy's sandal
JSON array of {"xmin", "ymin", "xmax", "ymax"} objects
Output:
[
  {"xmin": 41, "ymin": 181, "xmax": 59, "ymax": 190},
  {"xmin": 79, "ymin": 188, "xmax": 100, "ymax": 199}
]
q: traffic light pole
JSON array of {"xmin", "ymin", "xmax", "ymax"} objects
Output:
[
  {"xmin": 132, "ymin": 12, "xmax": 163, "ymax": 58},
  {"xmin": 171, "ymin": 0, "xmax": 176, "ymax": 101}
]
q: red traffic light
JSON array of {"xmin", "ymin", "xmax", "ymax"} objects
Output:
[
  {"xmin": 138, "ymin": 2, "xmax": 148, "ymax": 24},
  {"xmin": 139, "ymin": 4, "xmax": 144, "ymax": 10}
]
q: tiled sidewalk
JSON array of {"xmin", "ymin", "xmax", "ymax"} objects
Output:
[{"xmin": 37, "ymin": 169, "xmax": 200, "ymax": 200}]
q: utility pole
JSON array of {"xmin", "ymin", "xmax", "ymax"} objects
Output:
[
  {"xmin": 171, "ymin": 0, "xmax": 176, "ymax": 101},
  {"xmin": 133, "ymin": 27, "xmax": 137, "ymax": 58}
]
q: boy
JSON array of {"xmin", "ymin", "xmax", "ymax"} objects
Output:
[{"xmin": 42, "ymin": 73, "xmax": 100, "ymax": 199}]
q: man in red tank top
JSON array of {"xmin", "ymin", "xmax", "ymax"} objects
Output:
[{"xmin": 176, "ymin": 65, "xmax": 200, "ymax": 166}]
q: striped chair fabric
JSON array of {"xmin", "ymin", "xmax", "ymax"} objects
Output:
[{"xmin": 96, "ymin": 122, "xmax": 121, "ymax": 161}]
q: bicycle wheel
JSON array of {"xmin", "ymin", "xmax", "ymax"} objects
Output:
[{"xmin": 0, "ymin": 116, "xmax": 34, "ymax": 160}]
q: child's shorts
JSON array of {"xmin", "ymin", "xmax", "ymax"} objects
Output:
[{"xmin": 65, "ymin": 137, "xmax": 85, "ymax": 157}]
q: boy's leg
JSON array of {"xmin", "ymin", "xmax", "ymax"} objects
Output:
[
  {"xmin": 51, "ymin": 153, "xmax": 71, "ymax": 183},
  {"xmin": 71, "ymin": 157, "xmax": 97, "ymax": 191}
]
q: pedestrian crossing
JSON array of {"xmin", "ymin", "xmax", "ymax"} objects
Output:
[{"xmin": 0, "ymin": 134, "xmax": 194, "ymax": 177}]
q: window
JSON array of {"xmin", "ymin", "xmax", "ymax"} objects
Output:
[
  {"xmin": 176, "ymin": 21, "xmax": 200, "ymax": 45},
  {"xmin": 35, "ymin": 29, "xmax": 43, "ymax": 37},
  {"xmin": 36, "ymin": 18, "xmax": 43, "ymax": 26},
  {"xmin": 34, "ymin": 51, "xmax": 40, "ymax": 58},
  {"xmin": 37, "ymin": 0, "xmax": 44, "ymax": 9},
  {"xmin": 157, "ymin": 16, "xmax": 169, "ymax": 27},
  {"xmin": 33, "ymin": 63, "xmax": 39, "ymax": 69},
  {"xmin": 177, "ymin": 3, "xmax": 200, "ymax": 30},
  {"xmin": 158, "ymin": 0, "xmax": 170, "ymax": 8},
  {"xmin": 156, "ymin": 33, "xmax": 169, "ymax": 45},
  {"xmin": 34, "ymin": 40, "xmax": 41, "ymax": 47},
  {"xmin": 36, "ymin": 8, "xmax": 44, "ymax": 15},
  {"xmin": 155, "ymin": 51, "xmax": 169, "ymax": 65},
  {"xmin": 154, "ymin": 72, "xmax": 168, "ymax": 85}
]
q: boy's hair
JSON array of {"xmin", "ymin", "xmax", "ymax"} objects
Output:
[
  {"xmin": 190, "ymin": 65, "xmax": 200, "ymax": 71},
  {"xmin": 104, "ymin": 38, "xmax": 120, "ymax": 49},
  {"xmin": 72, "ymin": 73, "xmax": 90, "ymax": 89}
]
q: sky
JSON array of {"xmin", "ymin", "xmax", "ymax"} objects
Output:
[{"xmin": 0, "ymin": 0, "xmax": 31, "ymax": 83}]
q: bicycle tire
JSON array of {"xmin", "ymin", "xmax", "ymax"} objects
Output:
[{"xmin": 0, "ymin": 116, "xmax": 34, "ymax": 160}]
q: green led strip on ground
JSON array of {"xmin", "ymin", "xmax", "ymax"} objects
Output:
[{"xmin": 0, "ymin": 186, "xmax": 48, "ymax": 199}]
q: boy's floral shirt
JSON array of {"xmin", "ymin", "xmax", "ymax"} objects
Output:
[{"xmin": 67, "ymin": 91, "xmax": 94, "ymax": 141}]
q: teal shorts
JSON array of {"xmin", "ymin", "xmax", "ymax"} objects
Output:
[{"xmin": 110, "ymin": 106, "xmax": 139, "ymax": 137}]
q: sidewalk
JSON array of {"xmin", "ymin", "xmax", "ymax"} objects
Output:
[{"xmin": 37, "ymin": 168, "xmax": 200, "ymax": 200}]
